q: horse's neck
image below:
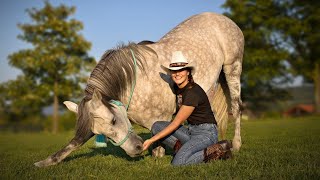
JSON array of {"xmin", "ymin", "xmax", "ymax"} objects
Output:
[{"xmin": 114, "ymin": 48, "xmax": 173, "ymax": 127}]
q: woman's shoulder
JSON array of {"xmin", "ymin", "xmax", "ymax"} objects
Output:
[
  {"xmin": 185, "ymin": 83, "xmax": 201, "ymax": 93},
  {"xmin": 188, "ymin": 83, "xmax": 207, "ymax": 95},
  {"xmin": 189, "ymin": 83, "xmax": 202, "ymax": 90}
]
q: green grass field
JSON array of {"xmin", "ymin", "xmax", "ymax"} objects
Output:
[{"xmin": 1, "ymin": 116, "xmax": 319, "ymax": 179}]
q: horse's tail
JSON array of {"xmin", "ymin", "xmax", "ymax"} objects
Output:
[{"xmin": 211, "ymin": 72, "xmax": 231, "ymax": 140}]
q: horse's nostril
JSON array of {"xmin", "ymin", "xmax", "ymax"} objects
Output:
[{"xmin": 136, "ymin": 144, "xmax": 142, "ymax": 151}]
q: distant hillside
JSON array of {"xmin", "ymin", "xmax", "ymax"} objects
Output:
[
  {"xmin": 246, "ymin": 84, "xmax": 315, "ymax": 117},
  {"xmin": 285, "ymin": 84, "xmax": 314, "ymax": 105}
]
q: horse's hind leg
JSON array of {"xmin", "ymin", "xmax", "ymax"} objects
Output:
[
  {"xmin": 34, "ymin": 132, "xmax": 94, "ymax": 167},
  {"xmin": 223, "ymin": 61, "xmax": 242, "ymax": 151}
]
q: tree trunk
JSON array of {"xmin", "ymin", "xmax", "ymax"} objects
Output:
[
  {"xmin": 315, "ymin": 63, "xmax": 320, "ymax": 114},
  {"xmin": 52, "ymin": 81, "xmax": 59, "ymax": 134}
]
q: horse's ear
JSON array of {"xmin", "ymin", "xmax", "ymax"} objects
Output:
[
  {"xmin": 63, "ymin": 101, "xmax": 78, "ymax": 113},
  {"xmin": 90, "ymin": 89, "xmax": 102, "ymax": 109}
]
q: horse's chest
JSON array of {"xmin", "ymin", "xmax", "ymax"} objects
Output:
[{"xmin": 128, "ymin": 75, "xmax": 175, "ymax": 129}]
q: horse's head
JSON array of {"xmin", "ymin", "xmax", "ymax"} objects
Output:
[{"xmin": 64, "ymin": 90, "xmax": 143, "ymax": 157}]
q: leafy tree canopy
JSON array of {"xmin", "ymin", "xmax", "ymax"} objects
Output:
[{"xmin": 1, "ymin": 1, "xmax": 95, "ymax": 130}]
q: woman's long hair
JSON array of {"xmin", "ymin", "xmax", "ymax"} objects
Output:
[{"xmin": 186, "ymin": 68, "xmax": 194, "ymax": 84}]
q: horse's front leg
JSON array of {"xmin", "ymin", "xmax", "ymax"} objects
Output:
[{"xmin": 34, "ymin": 132, "xmax": 94, "ymax": 167}]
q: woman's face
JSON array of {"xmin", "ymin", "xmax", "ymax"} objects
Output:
[{"xmin": 171, "ymin": 68, "xmax": 189, "ymax": 88}]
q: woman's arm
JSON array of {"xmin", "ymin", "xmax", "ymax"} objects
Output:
[{"xmin": 142, "ymin": 105, "xmax": 195, "ymax": 151}]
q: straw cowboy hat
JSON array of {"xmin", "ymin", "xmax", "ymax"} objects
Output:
[{"xmin": 161, "ymin": 51, "xmax": 196, "ymax": 74}]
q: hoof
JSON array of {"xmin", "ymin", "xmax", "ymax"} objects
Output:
[
  {"xmin": 152, "ymin": 146, "xmax": 165, "ymax": 158},
  {"xmin": 232, "ymin": 138, "xmax": 242, "ymax": 152},
  {"xmin": 34, "ymin": 161, "xmax": 47, "ymax": 167},
  {"xmin": 34, "ymin": 158, "xmax": 56, "ymax": 167}
]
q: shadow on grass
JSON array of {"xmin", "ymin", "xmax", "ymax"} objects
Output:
[{"xmin": 64, "ymin": 132, "xmax": 154, "ymax": 163}]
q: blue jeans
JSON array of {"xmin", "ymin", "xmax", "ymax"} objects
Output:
[{"xmin": 151, "ymin": 121, "xmax": 218, "ymax": 166}]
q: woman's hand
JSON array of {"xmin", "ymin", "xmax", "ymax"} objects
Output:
[{"xmin": 143, "ymin": 139, "xmax": 154, "ymax": 151}]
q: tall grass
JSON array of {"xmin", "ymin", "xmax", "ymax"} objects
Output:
[{"xmin": 0, "ymin": 116, "xmax": 319, "ymax": 179}]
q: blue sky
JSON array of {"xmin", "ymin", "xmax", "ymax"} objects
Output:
[{"xmin": 0, "ymin": 0, "xmax": 225, "ymax": 82}]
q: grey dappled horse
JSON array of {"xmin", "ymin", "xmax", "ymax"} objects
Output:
[{"xmin": 34, "ymin": 12, "xmax": 244, "ymax": 167}]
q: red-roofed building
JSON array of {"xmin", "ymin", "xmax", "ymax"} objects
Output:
[{"xmin": 283, "ymin": 104, "xmax": 315, "ymax": 117}]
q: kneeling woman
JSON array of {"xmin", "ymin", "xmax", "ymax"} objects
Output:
[{"xmin": 143, "ymin": 51, "xmax": 231, "ymax": 166}]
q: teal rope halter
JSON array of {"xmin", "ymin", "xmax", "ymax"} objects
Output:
[
  {"xmin": 103, "ymin": 49, "xmax": 138, "ymax": 146},
  {"xmin": 108, "ymin": 100, "xmax": 134, "ymax": 146},
  {"xmin": 126, "ymin": 49, "xmax": 137, "ymax": 110}
]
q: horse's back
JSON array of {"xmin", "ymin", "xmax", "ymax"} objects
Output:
[{"xmin": 159, "ymin": 12, "xmax": 244, "ymax": 65}]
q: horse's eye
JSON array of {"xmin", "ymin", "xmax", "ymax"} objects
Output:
[{"xmin": 112, "ymin": 117, "xmax": 116, "ymax": 125}]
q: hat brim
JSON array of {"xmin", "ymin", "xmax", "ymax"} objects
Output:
[{"xmin": 161, "ymin": 64, "xmax": 196, "ymax": 75}]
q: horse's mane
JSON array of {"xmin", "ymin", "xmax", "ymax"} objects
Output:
[
  {"xmin": 75, "ymin": 42, "xmax": 155, "ymax": 138},
  {"xmin": 85, "ymin": 42, "xmax": 154, "ymax": 100}
]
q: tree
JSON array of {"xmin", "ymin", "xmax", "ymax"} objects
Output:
[
  {"xmin": 223, "ymin": 0, "xmax": 320, "ymax": 113},
  {"xmin": 273, "ymin": 0, "xmax": 320, "ymax": 113},
  {"xmin": 222, "ymin": 0, "xmax": 290, "ymax": 113},
  {"xmin": 3, "ymin": 1, "xmax": 95, "ymax": 133},
  {"xmin": 0, "ymin": 76, "xmax": 43, "ymax": 121}
]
